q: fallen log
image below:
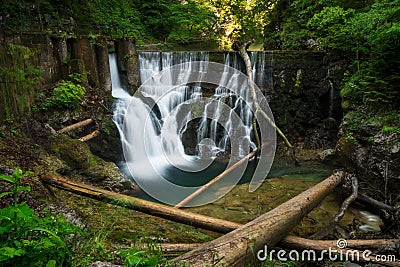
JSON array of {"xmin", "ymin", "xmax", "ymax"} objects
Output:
[
  {"xmin": 144, "ymin": 238, "xmax": 398, "ymax": 257},
  {"xmin": 42, "ymin": 173, "xmax": 396, "ymax": 265},
  {"xmin": 78, "ymin": 130, "xmax": 101, "ymax": 142},
  {"xmin": 158, "ymin": 243, "xmax": 202, "ymax": 253},
  {"xmin": 174, "ymin": 170, "xmax": 345, "ymax": 266},
  {"xmin": 281, "ymin": 235, "xmax": 399, "ymax": 250},
  {"xmin": 175, "ymin": 149, "xmax": 257, "ymax": 208},
  {"xmin": 281, "ymin": 236, "xmax": 400, "ymax": 267},
  {"xmin": 40, "ymin": 175, "xmax": 241, "ymax": 233},
  {"xmin": 57, "ymin": 118, "xmax": 94, "ymax": 134}
]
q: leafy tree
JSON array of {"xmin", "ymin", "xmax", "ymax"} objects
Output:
[
  {"xmin": 208, "ymin": 0, "xmax": 277, "ymax": 47},
  {"xmin": 1, "ymin": 0, "xmax": 217, "ymax": 44},
  {"xmin": 167, "ymin": 0, "xmax": 216, "ymax": 43},
  {"xmin": 264, "ymin": 0, "xmax": 400, "ymax": 139}
]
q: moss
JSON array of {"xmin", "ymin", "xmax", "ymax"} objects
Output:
[
  {"xmin": 50, "ymin": 134, "xmax": 121, "ymax": 181},
  {"xmin": 0, "ymin": 44, "xmax": 41, "ymax": 122},
  {"xmin": 294, "ymin": 68, "xmax": 303, "ymax": 89},
  {"xmin": 59, "ymin": 191, "xmax": 215, "ymax": 246}
]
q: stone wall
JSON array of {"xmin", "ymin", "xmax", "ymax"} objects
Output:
[
  {"xmin": 0, "ymin": 34, "xmax": 117, "ymax": 122},
  {"xmin": 206, "ymin": 51, "xmax": 347, "ymax": 149},
  {"xmin": 1, "ymin": 36, "xmax": 346, "ymax": 152},
  {"xmin": 268, "ymin": 52, "xmax": 347, "ymax": 148}
]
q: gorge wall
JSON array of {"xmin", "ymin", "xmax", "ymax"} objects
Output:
[
  {"xmin": 2, "ymin": 34, "xmax": 398, "ymax": 201},
  {"xmin": 1, "ymin": 36, "xmax": 346, "ymax": 152}
]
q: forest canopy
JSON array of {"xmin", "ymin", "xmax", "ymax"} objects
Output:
[{"xmin": 1, "ymin": 0, "xmax": 399, "ymax": 111}]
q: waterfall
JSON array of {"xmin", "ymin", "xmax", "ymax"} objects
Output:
[
  {"xmin": 250, "ymin": 51, "xmax": 273, "ymax": 91},
  {"xmin": 110, "ymin": 51, "xmax": 275, "ymax": 205},
  {"xmin": 328, "ymin": 80, "xmax": 334, "ymax": 118}
]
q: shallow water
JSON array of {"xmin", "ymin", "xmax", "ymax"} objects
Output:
[
  {"xmin": 187, "ymin": 160, "xmax": 356, "ymax": 237},
  {"xmin": 129, "ymin": 158, "xmax": 334, "ymax": 203}
]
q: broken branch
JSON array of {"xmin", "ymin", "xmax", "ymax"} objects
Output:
[
  {"xmin": 57, "ymin": 118, "xmax": 94, "ymax": 134},
  {"xmin": 78, "ymin": 130, "xmax": 101, "ymax": 142}
]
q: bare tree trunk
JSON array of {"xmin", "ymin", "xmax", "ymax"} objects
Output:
[
  {"xmin": 235, "ymin": 42, "xmax": 293, "ymax": 150},
  {"xmin": 78, "ymin": 130, "xmax": 100, "ymax": 142},
  {"xmin": 40, "ymin": 175, "xmax": 241, "ymax": 233},
  {"xmin": 57, "ymin": 118, "xmax": 93, "ymax": 134},
  {"xmin": 174, "ymin": 149, "xmax": 257, "ymax": 208},
  {"xmin": 281, "ymin": 236, "xmax": 400, "ymax": 267},
  {"xmin": 281, "ymin": 235, "xmax": 399, "ymax": 250},
  {"xmin": 174, "ymin": 171, "xmax": 344, "ymax": 266}
]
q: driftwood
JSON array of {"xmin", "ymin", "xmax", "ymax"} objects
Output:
[
  {"xmin": 175, "ymin": 149, "xmax": 257, "ymax": 208},
  {"xmin": 40, "ymin": 175, "xmax": 241, "ymax": 233},
  {"xmin": 57, "ymin": 118, "xmax": 93, "ymax": 134},
  {"xmin": 281, "ymin": 236, "xmax": 400, "ymax": 267},
  {"xmin": 173, "ymin": 171, "xmax": 344, "ymax": 266},
  {"xmin": 281, "ymin": 236, "xmax": 399, "ymax": 250},
  {"xmin": 357, "ymin": 193, "xmax": 398, "ymax": 212},
  {"xmin": 78, "ymin": 130, "xmax": 101, "ymax": 142}
]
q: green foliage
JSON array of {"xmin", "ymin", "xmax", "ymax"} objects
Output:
[
  {"xmin": 119, "ymin": 248, "xmax": 160, "ymax": 267},
  {"xmin": 167, "ymin": 0, "xmax": 216, "ymax": 43},
  {"xmin": 0, "ymin": 167, "xmax": 32, "ymax": 205},
  {"xmin": 0, "ymin": 167, "xmax": 85, "ymax": 267},
  {"xmin": 307, "ymin": 6, "xmax": 355, "ymax": 50},
  {"xmin": 265, "ymin": 0, "xmax": 400, "ymax": 114},
  {"xmin": 382, "ymin": 126, "xmax": 400, "ymax": 135},
  {"xmin": 0, "ymin": 0, "xmax": 217, "ymax": 44},
  {"xmin": 0, "ymin": 44, "xmax": 41, "ymax": 121},
  {"xmin": 71, "ymin": 224, "xmax": 115, "ymax": 266},
  {"xmin": 40, "ymin": 79, "xmax": 86, "ymax": 110},
  {"xmin": 208, "ymin": 0, "xmax": 277, "ymax": 47},
  {"xmin": 344, "ymin": 132, "xmax": 359, "ymax": 144},
  {"xmin": 0, "ymin": 168, "xmax": 169, "ymax": 266}
]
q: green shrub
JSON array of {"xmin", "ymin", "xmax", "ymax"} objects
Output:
[
  {"xmin": 119, "ymin": 248, "xmax": 160, "ymax": 267},
  {"xmin": 40, "ymin": 80, "xmax": 86, "ymax": 110},
  {"xmin": 382, "ymin": 125, "xmax": 400, "ymax": 135},
  {"xmin": 0, "ymin": 167, "xmax": 85, "ymax": 267},
  {"xmin": 0, "ymin": 167, "xmax": 170, "ymax": 266}
]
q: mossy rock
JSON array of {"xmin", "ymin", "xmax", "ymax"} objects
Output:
[
  {"xmin": 51, "ymin": 134, "xmax": 123, "ymax": 182},
  {"xmin": 335, "ymin": 136, "xmax": 360, "ymax": 171},
  {"xmin": 86, "ymin": 117, "xmax": 123, "ymax": 163}
]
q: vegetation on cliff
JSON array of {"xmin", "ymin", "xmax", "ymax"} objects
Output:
[
  {"xmin": 264, "ymin": 0, "xmax": 400, "ymax": 135},
  {"xmin": 0, "ymin": 0, "xmax": 215, "ymax": 45},
  {"xmin": 0, "ymin": 0, "xmax": 399, "ymax": 265}
]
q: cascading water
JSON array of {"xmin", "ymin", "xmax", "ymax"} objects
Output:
[
  {"xmin": 110, "ymin": 51, "xmax": 275, "ymax": 205},
  {"xmin": 328, "ymin": 80, "xmax": 334, "ymax": 119}
]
